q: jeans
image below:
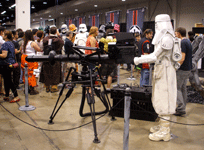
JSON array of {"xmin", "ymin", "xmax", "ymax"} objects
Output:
[
  {"xmin": 176, "ymin": 70, "xmax": 191, "ymax": 113},
  {"xmin": 140, "ymin": 68, "xmax": 149, "ymax": 87}
]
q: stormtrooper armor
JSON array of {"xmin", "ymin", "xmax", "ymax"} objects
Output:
[
  {"xmin": 129, "ymin": 25, "xmax": 142, "ymax": 34},
  {"xmin": 60, "ymin": 24, "xmax": 68, "ymax": 54},
  {"xmin": 74, "ymin": 24, "xmax": 89, "ymax": 53},
  {"xmin": 134, "ymin": 14, "xmax": 182, "ymax": 141},
  {"xmin": 61, "ymin": 24, "xmax": 68, "ymax": 40}
]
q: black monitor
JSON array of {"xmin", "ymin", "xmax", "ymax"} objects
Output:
[{"xmin": 114, "ymin": 32, "xmax": 135, "ymax": 46}]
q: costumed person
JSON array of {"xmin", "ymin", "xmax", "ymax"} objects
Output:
[
  {"xmin": 99, "ymin": 26, "xmax": 117, "ymax": 91},
  {"xmin": 40, "ymin": 26, "xmax": 64, "ymax": 93},
  {"xmin": 134, "ymin": 14, "xmax": 182, "ymax": 141},
  {"xmin": 60, "ymin": 24, "xmax": 68, "ymax": 82},
  {"xmin": 20, "ymin": 30, "xmax": 42, "ymax": 95},
  {"xmin": 74, "ymin": 23, "xmax": 89, "ymax": 72},
  {"xmin": 138, "ymin": 29, "xmax": 153, "ymax": 86},
  {"xmin": 74, "ymin": 23, "xmax": 89, "ymax": 53},
  {"xmin": 69, "ymin": 24, "xmax": 79, "ymax": 72}
]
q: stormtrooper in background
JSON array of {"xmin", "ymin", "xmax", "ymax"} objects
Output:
[
  {"xmin": 74, "ymin": 24, "xmax": 88, "ymax": 53},
  {"xmin": 61, "ymin": 24, "xmax": 68, "ymax": 41},
  {"xmin": 134, "ymin": 14, "xmax": 182, "ymax": 141},
  {"xmin": 61, "ymin": 24, "xmax": 68, "ymax": 55}
]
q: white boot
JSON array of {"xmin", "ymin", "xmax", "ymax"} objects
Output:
[
  {"xmin": 149, "ymin": 115, "xmax": 171, "ymax": 141},
  {"xmin": 150, "ymin": 118, "xmax": 161, "ymax": 133}
]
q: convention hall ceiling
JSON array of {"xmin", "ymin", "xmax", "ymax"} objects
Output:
[
  {"xmin": 0, "ymin": 0, "xmax": 145, "ymax": 26},
  {"xmin": 0, "ymin": 0, "xmax": 72, "ymax": 25}
]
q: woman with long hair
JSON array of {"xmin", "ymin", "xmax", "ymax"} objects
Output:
[
  {"xmin": 20, "ymin": 30, "xmax": 42, "ymax": 95},
  {"xmin": 0, "ymin": 30, "xmax": 20, "ymax": 102}
]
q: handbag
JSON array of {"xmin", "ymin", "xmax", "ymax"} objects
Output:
[
  {"xmin": 12, "ymin": 63, "xmax": 19, "ymax": 68},
  {"xmin": 4, "ymin": 60, "xmax": 19, "ymax": 68}
]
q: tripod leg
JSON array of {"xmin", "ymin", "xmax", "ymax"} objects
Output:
[
  {"xmin": 48, "ymin": 67, "xmax": 75, "ymax": 124},
  {"xmin": 86, "ymin": 88, "xmax": 100, "ymax": 143},
  {"xmin": 96, "ymin": 68, "xmax": 116, "ymax": 121}
]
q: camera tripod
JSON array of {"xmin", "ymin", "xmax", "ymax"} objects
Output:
[{"xmin": 48, "ymin": 62, "xmax": 113, "ymax": 143}]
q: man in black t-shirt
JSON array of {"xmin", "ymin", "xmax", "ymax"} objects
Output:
[
  {"xmin": 64, "ymin": 31, "xmax": 74, "ymax": 55},
  {"xmin": 175, "ymin": 27, "xmax": 192, "ymax": 116}
]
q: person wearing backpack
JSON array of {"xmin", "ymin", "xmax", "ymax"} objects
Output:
[{"xmin": 39, "ymin": 26, "xmax": 64, "ymax": 93}]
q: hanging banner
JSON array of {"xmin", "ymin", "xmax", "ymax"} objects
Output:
[
  {"xmin": 76, "ymin": 16, "xmax": 86, "ymax": 28},
  {"xmin": 126, "ymin": 7, "xmax": 146, "ymax": 32},
  {"xmin": 66, "ymin": 18, "xmax": 76, "ymax": 26},
  {"xmin": 105, "ymin": 10, "xmax": 120, "ymax": 24},
  {"xmin": 88, "ymin": 14, "xmax": 100, "ymax": 27}
]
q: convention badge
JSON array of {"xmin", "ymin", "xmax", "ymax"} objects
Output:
[{"xmin": 147, "ymin": 43, "xmax": 149, "ymax": 50}]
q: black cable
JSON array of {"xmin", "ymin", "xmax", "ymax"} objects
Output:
[
  {"xmin": 0, "ymin": 97, "xmax": 123, "ymax": 131},
  {"xmin": 131, "ymin": 101, "xmax": 204, "ymax": 126}
]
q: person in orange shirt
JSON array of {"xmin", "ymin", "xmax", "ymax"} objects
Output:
[{"xmin": 85, "ymin": 26, "xmax": 99, "ymax": 70}]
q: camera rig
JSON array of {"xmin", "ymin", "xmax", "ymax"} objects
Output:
[{"xmin": 25, "ymin": 33, "xmax": 136, "ymax": 143}]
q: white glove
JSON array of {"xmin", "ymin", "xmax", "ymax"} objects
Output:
[{"xmin": 134, "ymin": 57, "xmax": 140, "ymax": 65}]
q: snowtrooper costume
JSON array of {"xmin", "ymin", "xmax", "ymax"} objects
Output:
[{"xmin": 134, "ymin": 14, "xmax": 182, "ymax": 141}]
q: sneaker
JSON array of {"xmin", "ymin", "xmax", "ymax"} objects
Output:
[{"xmin": 174, "ymin": 111, "xmax": 186, "ymax": 116}]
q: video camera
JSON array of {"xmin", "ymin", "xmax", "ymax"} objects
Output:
[{"xmin": 108, "ymin": 32, "xmax": 136, "ymax": 64}]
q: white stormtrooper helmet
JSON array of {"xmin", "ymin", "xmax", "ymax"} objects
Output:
[
  {"xmin": 129, "ymin": 25, "xmax": 142, "ymax": 34},
  {"xmin": 61, "ymin": 24, "xmax": 68, "ymax": 34},
  {"xmin": 78, "ymin": 24, "xmax": 87, "ymax": 33},
  {"xmin": 155, "ymin": 14, "xmax": 174, "ymax": 35},
  {"xmin": 152, "ymin": 14, "xmax": 175, "ymax": 45}
]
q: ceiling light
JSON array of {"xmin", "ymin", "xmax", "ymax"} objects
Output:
[
  {"xmin": 122, "ymin": 0, "xmax": 126, "ymax": 1},
  {"xmin": 31, "ymin": 5, "xmax": 35, "ymax": 9},
  {"xmin": 43, "ymin": 2, "xmax": 47, "ymax": 4},
  {"xmin": 49, "ymin": 15, "xmax": 51, "ymax": 17},
  {"xmin": 7, "ymin": 17, "xmax": 9, "ymax": 19},
  {"xmin": 60, "ymin": 12, "xmax": 63, "ymax": 15},
  {"xmin": 40, "ymin": 17, "xmax": 42, "ymax": 19},
  {"xmin": 0, "ymin": 20, "xmax": 2, "ymax": 22},
  {"xmin": 75, "ymin": 9, "xmax": 78, "ymax": 11},
  {"xmin": 33, "ymin": 19, "xmax": 35, "ymax": 21},
  {"xmin": 94, "ymin": 5, "xmax": 98, "ymax": 7},
  {"xmin": 1, "ymin": 11, "xmax": 6, "ymax": 15},
  {"xmin": 11, "ymin": 4, "xmax": 16, "ymax": 7}
]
